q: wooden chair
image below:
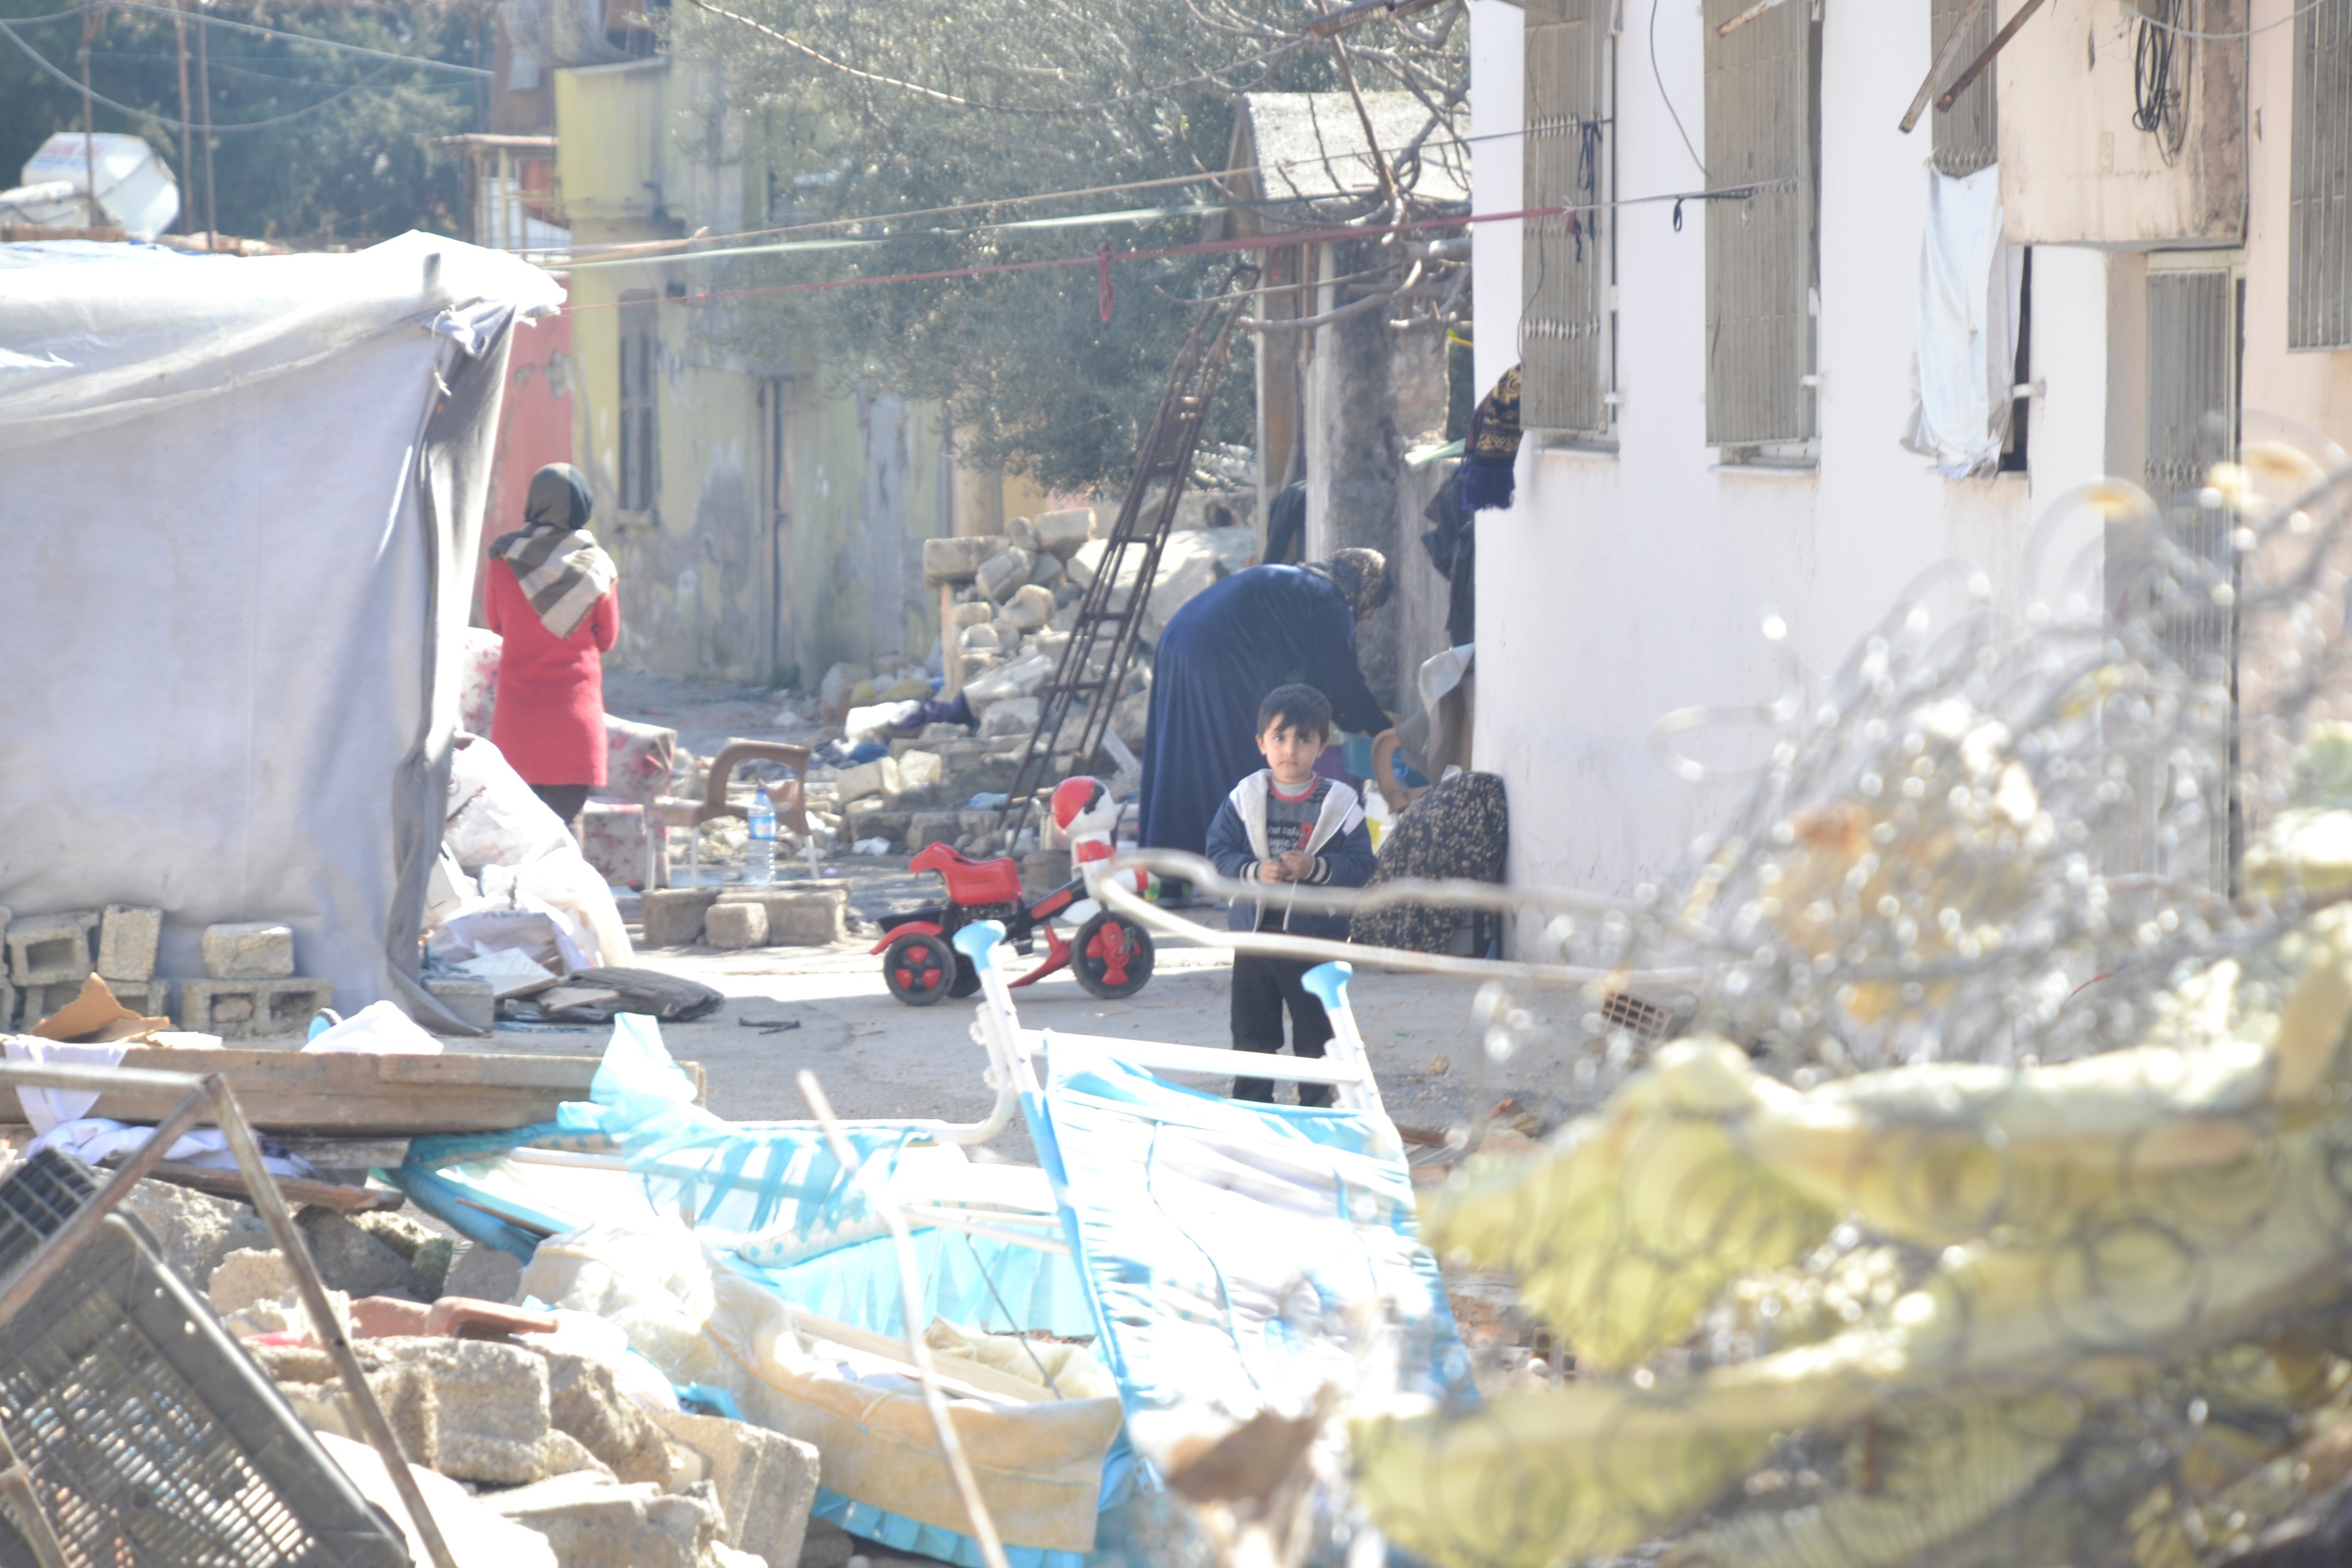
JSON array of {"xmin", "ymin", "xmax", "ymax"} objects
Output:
[{"xmin": 648, "ymin": 741, "xmax": 814, "ymax": 889}]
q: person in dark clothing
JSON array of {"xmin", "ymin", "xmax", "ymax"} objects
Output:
[
  {"xmin": 1264, "ymin": 478, "xmax": 1308, "ymax": 565},
  {"xmin": 1419, "ymin": 477, "xmax": 1477, "ymax": 648},
  {"xmin": 1139, "ymin": 551, "xmax": 1392, "ymax": 878},
  {"xmin": 1203, "ymin": 685, "xmax": 1378, "ymax": 1106}
]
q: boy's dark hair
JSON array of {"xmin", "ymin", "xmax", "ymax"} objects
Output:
[{"xmin": 1257, "ymin": 683, "xmax": 1332, "ymax": 742}]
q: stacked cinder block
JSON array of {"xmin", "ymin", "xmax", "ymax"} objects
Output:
[
  {"xmin": 6, "ymin": 910, "xmax": 101, "ymax": 1028},
  {"xmin": 95, "ymin": 904, "xmax": 168, "ymax": 1019},
  {"xmin": 181, "ymin": 922, "xmax": 334, "ymax": 1040}
]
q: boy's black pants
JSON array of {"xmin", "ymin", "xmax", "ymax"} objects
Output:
[{"xmin": 1230, "ymin": 952, "xmax": 1336, "ymax": 1107}]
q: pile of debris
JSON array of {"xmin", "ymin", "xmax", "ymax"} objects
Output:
[{"xmin": 1, "ymin": 903, "xmax": 332, "ymax": 1036}]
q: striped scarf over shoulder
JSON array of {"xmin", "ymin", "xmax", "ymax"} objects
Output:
[{"xmin": 491, "ymin": 463, "xmax": 617, "ymax": 639}]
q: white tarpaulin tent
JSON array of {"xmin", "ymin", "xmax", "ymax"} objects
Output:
[{"xmin": 0, "ymin": 231, "xmax": 564, "ymax": 1031}]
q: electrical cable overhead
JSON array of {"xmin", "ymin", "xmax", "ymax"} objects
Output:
[
  {"xmin": 0, "ymin": 21, "xmax": 430, "ymax": 132},
  {"xmin": 2117, "ymin": 0, "xmax": 2331, "ymax": 39},
  {"xmin": 686, "ymin": 0, "xmax": 1312, "ymax": 116},
  {"xmin": 1650, "ymin": 0, "xmax": 1707, "ymax": 178},
  {"xmin": 2, "ymin": 1, "xmax": 491, "ymax": 78}
]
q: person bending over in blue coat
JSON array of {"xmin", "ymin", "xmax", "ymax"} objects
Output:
[{"xmin": 1204, "ymin": 683, "xmax": 1377, "ymax": 1107}]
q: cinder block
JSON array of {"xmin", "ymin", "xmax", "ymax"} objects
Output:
[
  {"xmin": 424, "ymin": 974, "xmax": 495, "ymax": 1032},
  {"xmin": 640, "ymin": 887, "xmax": 720, "ymax": 949},
  {"xmin": 179, "ymin": 977, "xmax": 334, "ymax": 1040},
  {"xmin": 0, "ymin": 979, "xmax": 13, "ymax": 1031},
  {"xmin": 6, "ymin": 911, "xmax": 98, "ymax": 985},
  {"xmin": 95, "ymin": 904, "xmax": 162, "ymax": 982},
  {"xmin": 921, "ymin": 533, "xmax": 1006, "ymax": 586},
  {"xmin": 703, "ymin": 900, "xmax": 768, "ymax": 950},
  {"xmin": 105, "ymin": 978, "xmax": 170, "ymax": 1019},
  {"xmin": 202, "ymin": 921, "xmax": 295, "ymax": 981},
  {"xmin": 715, "ymin": 888, "xmax": 846, "ymax": 946},
  {"xmin": 650, "ymin": 1408, "xmax": 819, "ymax": 1563},
  {"xmin": 910, "ymin": 811, "xmax": 961, "ymax": 850},
  {"xmin": 16, "ymin": 977, "xmax": 85, "ymax": 1030}
]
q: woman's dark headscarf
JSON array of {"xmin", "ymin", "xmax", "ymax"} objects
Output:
[
  {"xmin": 1314, "ymin": 547, "xmax": 1392, "ymax": 619},
  {"xmin": 524, "ymin": 463, "xmax": 594, "ymax": 533}
]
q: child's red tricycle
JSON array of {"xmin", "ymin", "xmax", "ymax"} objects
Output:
[{"xmin": 873, "ymin": 842, "xmax": 1155, "ymax": 1006}]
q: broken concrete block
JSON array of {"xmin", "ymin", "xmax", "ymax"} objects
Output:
[
  {"xmin": 1113, "ymin": 689, "xmax": 1152, "ymax": 749},
  {"xmin": 424, "ymin": 973, "xmax": 496, "ymax": 1031},
  {"xmin": 1006, "ymin": 514, "xmax": 1040, "ymax": 552},
  {"xmin": 296, "ymin": 1205, "xmax": 423, "ymax": 1298},
  {"xmin": 538, "ymin": 1349, "xmax": 679, "ymax": 1487},
  {"xmin": 102, "ymin": 977, "xmax": 170, "ymax": 1020},
  {"xmin": 219, "ymin": 1281, "xmax": 352, "ymax": 1346},
  {"xmin": 6, "ymin": 911, "xmax": 97, "ymax": 985},
  {"xmin": 976, "ymin": 546, "xmax": 1034, "ymax": 604},
  {"xmin": 479, "ymin": 1472, "xmax": 721, "ymax": 1568},
  {"xmin": 703, "ymin": 901, "xmax": 768, "ymax": 950},
  {"xmin": 1006, "ymin": 584, "xmax": 1058, "ymax": 634},
  {"xmin": 541, "ymin": 1429, "xmax": 615, "ymax": 1482},
  {"xmin": 203, "ymin": 920, "xmax": 296, "ymax": 979},
  {"xmin": 920, "ymin": 534, "xmax": 1004, "ymax": 586},
  {"xmin": 208, "ymin": 1247, "xmax": 298, "ymax": 1314},
  {"xmin": 831, "ymin": 755, "xmax": 901, "ymax": 805},
  {"xmin": 444, "ymin": 1239, "xmax": 526, "ymax": 1305},
  {"xmin": 715, "ymin": 889, "xmax": 847, "ymax": 947},
  {"xmin": 16, "ymin": 977, "xmax": 87, "ymax": 1029},
  {"xmin": 651, "ymin": 1409, "xmax": 819, "ymax": 1565},
  {"xmin": 981, "ymin": 695, "xmax": 1042, "ymax": 739},
  {"xmin": 1036, "ymin": 506, "xmax": 1096, "ymax": 554},
  {"xmin": 1027, "ymin": 550, "xmax": 1066, "ymax": 589},
  {"xmin": 373, "ymin": 1336, "xmax": 553, "ymax": 1485},
  {"xmin": 641, "ymin": 887, "xmax": 721, "ymax": 949},
  {"xmin": 909, "ymin": 812, "xmax": 961, "ymax": 850},
  {"xmin": 949, "ymin": 598, "xmax": 995, "ymax": 629},
  {"xmin": 262, "ymin": 1350, "xmax": 442, "ymax": 1470},
  {"xmin": 958, "ymin": 622, "xmax": 1001, "ymax": 655},
  {"xmin": 179, "ymin": 976, "xmax": 335, "ymax": 1040},
  {"xmin": 0, "ymin": 979, "xmax": 14, "ymax": 1032},
  {"xmin": 118, "ymin": 1179, "xmax": 271, "ymax": 1291},
  {"xmin": 897, "ymin": 750, "xmax": 946, "ymax": 792},
  {"xmin": 95, "ymin": 904, "xmax": 161, "ymax": 982}
]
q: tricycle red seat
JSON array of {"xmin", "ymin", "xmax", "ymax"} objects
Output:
[{"xmin": 910, "ymin": 841, "xmax": 1025, "ymax": 907}]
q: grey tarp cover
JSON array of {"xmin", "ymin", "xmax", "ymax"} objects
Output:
[{"xmin": 0, "ymin": 232, "xmax": 565, "ymax": 1028}]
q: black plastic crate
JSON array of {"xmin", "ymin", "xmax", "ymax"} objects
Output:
[
  {"xmin": 0, "ymin": 1148, "xmax": 99, "ymax": 1276},
  {"xmin": 0, "ymin": 1215, "xmax": 410, "ymax": 1568}
]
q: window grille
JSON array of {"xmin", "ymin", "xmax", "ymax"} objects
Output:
[
  {"xmin": 2145, "ymin": 270, "xmax": 2237, "ymax": 509},
  {"xmin": 619, "ymin": 292, "xmax": 658, "ymax": 513},
  {"xmin": 1522, "ymin": 0, "xmax": 1613, "ymax": 436},
  {"xmin": 1929, "ymin": 0, "xmax": 1997, "ymax": 177},
  {"xmin": 2288, "ymin": 0, "xmax": 2352, "ymax": 349},
  {"xmin": 1703, "ymin": 0, "xmax": 1819, "ymax": 454}
]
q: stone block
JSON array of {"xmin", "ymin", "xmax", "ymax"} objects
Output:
[
  {"xmin": 963, "ymin": 650, "xmax": 1055, "ymax": 714},
  {"xmin": 0, "ymin": 979, "xmax": 14, "ymax": 1032},
  {"xmin": 479, "ymin": 1472, "xmax": 720, "ymax": 1568},
  {"xmin": 95, "ymin": 904, "xmax": 161, "ymax": 982},
  {"xmin": 975, "ymin": 546, "xmax": 1034, "ymax": 603},
  {"xmin": 119, "ymin": 1180, "xmax": 272, "ymax": 1291},
  {"xmin": 640, "ymin": 887, "xmax": 721, "ymax": 949},
  {"xmin": 1113, "ymin": 689, "xmax": 1152, "ymax": 748},
  {"xmin": 105, "ymin": 977, "xmax": 170, "ymax": 1019},
  {"xmin": 263, "ymin": 1353, "xmax": 442, "ymax": 1471},
  {"xmin": 832, "ymin": 755, "xmax": 900, "ymax": 805},
  {"xmin": 909, "ymin": 812, "xmax": 961, "ymax": 850},
  {"xmin": 371, "ymin": 1336, "xmax": 553, "ymax": 1485},
  {"xmin": 296, "ymin": 1206, "xmax": 424, "ymax": 1298},
  {"xmin": 703, "ymin": 901, "xmax": 768, "ymax": 950},
  {"xmin": 1004, "ymin": 583, "xmax": 1056, "ymax": 632},
  {"xmin": 16, "ymin": 977, "xmax": 87, "ymax": 1030},
  {"xmin": 424, "ymin": 974, "xmax": 496, "ymax": 1032},
  {"xmin": 6, "ymin": 911, "xmax": 97, "ymax": 985},
  {"xmin": 1027, "ymin": 550, "xmax": 1066, "ymax": 589},
  {"xmin": 651, "ymin": 1409, "xmax": 819, "ymax": 1564},
  {"xmin": 988, "ymin": 615, "xmax": 1024, "ymax": 653},
  {"xmin": 445, "ymin": 1239, "xmax": 525, "ymax": 1305},
  {"xmin": 949, "ymin": 599, "xmax": 995, "ymax": 628},
  {"xmin": 897, "ymin": 750, "xmax": 946, "ymax": 792},
  {"xmin": 846, "ymin": 808, "xmax": 911, "ymax": 847},
  {"xmin": 980, "ymin": 695, "xmax": 1041, "ymax": 739},
  {"xmin": 1006, "ymin": 515, "xmax": 1040, "ymax": 552},
  {"xmin": 958, "ymin": 622, "xmax": 1001, "ymax": 654},
  {"xmin": 716, "ymin": 889, "xmax": 847, "ymax": 946},
  {"xmin": 921, "ymin": 534, "xmax": 1004, "ymax": 586},
  {"xmin": 1036, "ymin": 506, "xmax": 1096, "ymax": 553},
  {"xmin": 179, "ymin": 977, "xmax": 335, "ymax": 1039},
  {"xmin": 208, "ymin": 1247, "xmax": 299, "ymax": 1314},
  {"xmin": 538, "ymin": 1349, "xmax": 679, "ymax": 1487},
  {"xmin": 203, "ymin": 920, "xmax": 296, "ymax": 979}
]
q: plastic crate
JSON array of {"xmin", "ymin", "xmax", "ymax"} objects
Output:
[
  {"xmin": 0, "ymin": 1214, "xmax": 410, "ymax": 1568},
  {"xmin": 0, "ymin": 1148, "xmax": 99, "ymax": 1275}
]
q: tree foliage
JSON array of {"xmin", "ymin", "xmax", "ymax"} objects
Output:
[
  {"xmin": 677, "ymin": 0, "xmax": 1466, "ymax": 493},
  {"xmin": 0, "ymin": 1, "xmax": 485, "ymax": 247}
]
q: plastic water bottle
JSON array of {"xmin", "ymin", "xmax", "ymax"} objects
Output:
[{"xmin": 747, "ymin": 786, "xmax": 776, "ymax": 885}]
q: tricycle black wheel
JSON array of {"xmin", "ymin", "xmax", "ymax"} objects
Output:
[
  {"xmin": 884, "ymin": 933, "xmax": 958, "ymax": 1007},
  {"xmin": 948, "ymin": 957, "xmax": 982, "ymax": 998},
  {"xmin": 1073, "ymin": 912, "xmax": 1154, "ymax": 1000}
]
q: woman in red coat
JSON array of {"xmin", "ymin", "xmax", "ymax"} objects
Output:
[{"xmin": 484, "ymin": 463, "xmax": 619, "ymax": 841}]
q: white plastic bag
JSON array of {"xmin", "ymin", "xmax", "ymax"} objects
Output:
[{"xmin": 304, "ymin": 999, "xmax": 444, "ymax": 1055}]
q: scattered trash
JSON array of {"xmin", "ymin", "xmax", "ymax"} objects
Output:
[{"xmin": 736, "ymin": 1018, "xmax": 802, "ymax": 1035}]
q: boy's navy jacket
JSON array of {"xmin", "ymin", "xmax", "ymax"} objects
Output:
[{"xmin": 1204, "ymin": 770, "xmax": 1376, "ymax": 940}]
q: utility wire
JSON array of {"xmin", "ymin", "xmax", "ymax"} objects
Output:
[
  {"xmin": 686, "ymin": 0, "xmax": 1313, "ymax": 116},
  {"xmin": 0, "ymin": 21, "xmax": 436, "ymax": 132},
  {"xmin": 3, "ymin": 0, "xmax": 492, "ymax": 78},
  {"xmin": 2120, "ymin": 0, "xmax": 2331, "ymax": 38},
  {"xmin": 1649, "ymin": 0, "xmax": 1707, "ymax": 178}
]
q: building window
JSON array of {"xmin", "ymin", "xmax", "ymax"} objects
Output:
[
  {"xmin": 1521, "ymin": 0, "xmax": 1614, "ymax": 439},
  {"xmin": 2288, "ymin": 0, "xmax": 2351, "ymax": 349},
  {"xmin": 1703, "ymin": 0, "xmax": 1820, "ymax": 460},
  {"xmin": 1929, "ymin": 0, "xmax": 1997, "ymax": 177},
  {"xmin": 619, "ymin": 291, "xmax": 658, "ymax": 514}
]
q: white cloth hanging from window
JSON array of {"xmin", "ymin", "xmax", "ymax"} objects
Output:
[{"xmin": 1901, "ymin": 165, "xmax": 2020, "ymax": 479}]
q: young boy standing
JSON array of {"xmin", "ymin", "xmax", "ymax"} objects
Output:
[{"xmin": 1204, "ymin": 684, "xmax": 1377, "ymax": 1107}]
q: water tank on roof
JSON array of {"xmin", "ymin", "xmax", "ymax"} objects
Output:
[{"xmin": 1, "ymin": 133, "xmax": 180, "ymax": 238}]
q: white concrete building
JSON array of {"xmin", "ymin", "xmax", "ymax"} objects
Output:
[{"xmin": 1467, "ymin": 0, "xmax": 2352, "ymax": 929}]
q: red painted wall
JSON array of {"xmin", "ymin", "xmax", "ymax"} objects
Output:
[{"xmin": 475, "ymin": 296, "xmax": 576, "ymax": 623}]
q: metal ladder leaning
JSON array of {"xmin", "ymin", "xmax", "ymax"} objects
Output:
[{"xmin": 996, "ymin": 262, "xmax": 1259, "ymax": 837}]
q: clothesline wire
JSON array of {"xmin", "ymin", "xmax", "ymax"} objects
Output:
[
  {"xmin": 0, "ymin": 21, "xmax": 446, "ymax": 133},
  {"xmin": 0, "ymin": 0, "xmax": 493, "ymax": 78},
  {"xmin": 2118, "ymin": 0, "xmax": 2331, "ymax": 38},
  {"xmin": 556, "ymin": 179, "xmax": 1791, "ymax": 313}
]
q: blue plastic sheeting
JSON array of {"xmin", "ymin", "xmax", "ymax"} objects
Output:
[
  {"xmin": 724, "ymin": 1233, "xmax": 1096, "ymax": 1342},
  {"xmin": 816, "ymin": 1490, "xmax": 1087, "ymax": 1568},
  {"xmin": 1026, "ymin": 1036, "xmax": 1478, "ymax": 1448},
  {"xmin": 384, "ymin": 1161, "xmax": 546, "ymax": 1259}
]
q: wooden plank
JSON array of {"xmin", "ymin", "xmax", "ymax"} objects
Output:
[
  {"xmin": 44, "ymin": 1049, "xmax": 708, "ymax": 1137},
  {"xmin": 115, "ymin": 1161, "xmax": 410, "ymax": 1213}
]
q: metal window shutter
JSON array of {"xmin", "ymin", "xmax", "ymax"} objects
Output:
[
  {"xmin": 1930, "ymin": 0, "xmax": 1998, "ymax": 177},
  {"xmin": 2289, "ymin": 0, "xmax": 2352, "ymax": 349},
  {"xmin": 1703, "ymin": 0, "xmax": 1818, "ymax": 448},
  {"xmin": 1522, "ymin": 2, "xmax": 1610, "ymax": 433}
]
